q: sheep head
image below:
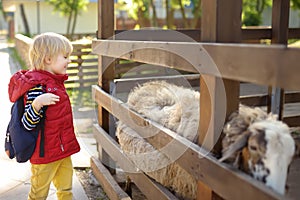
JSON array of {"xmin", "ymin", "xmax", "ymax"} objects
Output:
[{"xmin": 220, "ymin": 106, "xmax": 295, "ymax": 195}]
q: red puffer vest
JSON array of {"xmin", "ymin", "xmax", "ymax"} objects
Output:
[{"xmin": 8, "ymin": 70, "xmax": 80, "ymax": 164}]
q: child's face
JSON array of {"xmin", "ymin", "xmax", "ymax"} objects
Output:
[{"xmin": 47, "ymin": 53, "xmax": 71, "ymax": 75}]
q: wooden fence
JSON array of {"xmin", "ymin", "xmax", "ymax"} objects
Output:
[
  {"xmin": 92, "ymin": 38, "xmax": 300, "ymax": 200},
  {"xmin": 91, "ymin": 0, "xmax": 300, "ymax": 200}
]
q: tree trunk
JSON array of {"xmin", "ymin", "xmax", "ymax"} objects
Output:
[
  {"xmin": 20, "ymin": 4, "xmax": 30, "ymax": 36},
  {"xmin": 178, "ymin": 0, "xmax": 189, "ymax": 28},
  {"xmin": 66, "ymin": 10, "xmax": 73, "ymax": 36},
  {"xmin": 150, "ymin": 0, "xmax": 158, "ymax": 27},
  {"xmin": 71, "ymin": 9, "xmax": 78, "ymax": 38},
  {"xmin": 165, "ymin": 0, "xmax": 170, "ymax": 28},
  {"xmin": 191, "ymin": 0, "xmax": 202, "ymax": 28}
]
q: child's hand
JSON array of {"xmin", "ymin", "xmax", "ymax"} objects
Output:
[{"xmin": 32, "ymin": 93, "xmax": 60, "ymax": 111}]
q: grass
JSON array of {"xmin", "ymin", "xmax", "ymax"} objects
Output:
[
  {"xmin": 289, "ymin": 40, "xmax": 300, "ymax": 48},
  {"xmin": 8, "ymin": 47, "xmax": 27, "ymax": 70}
]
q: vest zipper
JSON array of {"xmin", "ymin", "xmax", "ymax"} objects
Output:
[{"xmin": 59, "ymin": 136, "xmax": 65, "ymax": 152}]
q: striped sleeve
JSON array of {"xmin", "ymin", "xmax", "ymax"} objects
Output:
[{"xmin": 21, "ymin": 85, "xmax": 44, "ymax": 131}]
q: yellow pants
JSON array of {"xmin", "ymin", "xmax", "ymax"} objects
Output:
[{"xmin": 28, "ymin": 156, "xmax": 73, "ymax": 200}]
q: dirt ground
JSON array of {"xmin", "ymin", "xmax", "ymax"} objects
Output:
[
  {"xmin": 75, "ymin": 168, "xmax": 147, "ymax": 200},
  {"xmin": 75, "ymin": 168, "xmax": 110, "ymax": 200}
]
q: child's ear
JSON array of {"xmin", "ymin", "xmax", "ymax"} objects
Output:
[{"xmin": 44, "ymin": 56, "xmax": 52, "ymax": 64}]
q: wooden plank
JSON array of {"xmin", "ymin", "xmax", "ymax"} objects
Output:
[
  {"xmin": 71, "ymin": 51, "xmax": 91, "ymax": 56},
  {"xmin": 92, "ymin": 40, "xmax": 300, "ymax": 90},
  {"xmin": 90, "ymin": 156, "xmax": 131, "ymax": 200},
  {"xmin": 283, "ymin": 115, "xmax": 300, "ymax": 127},
  {"xmin": 240, "ymin": 92, "xmax": 300, "ymax": 107},
  {"xmin": 65, "ymin": 78, "xmax": 98, "ymax": 84},
  {"xmin": 200, "ymin": 0, "xmax": 241, "ymax": 198},
  {"xmin": 114, "ymin": 28, "xmax": 300, "ymax": 41},
  {"xmin": 242, "ymin": 27, "xmax": 300, "ymax": 40},
  {"xmin": 92, "ymin": 85, "xmax": 289, "ymax": 200},
  {"xmin": 97, "ymin": 0, "xmax": 114, "ymax": 39},
  {"xmin": 114, "ymin": 74, "xmax": 200, "ymax": 93},
  {"xmin": 115, "ymin": 61, "xmax": 144, "ymax": 70},
  {"xmin": 93, "ymin": 124, "xmax": 179, "ymax": 200},
  {"xmin": 272, "ymin": 0, "xmax": 290, "ymax": 44},
  {"xmin": 285, "ymin": 92, "xmax": 300, "ymax": 103},
  {"xmin": 242, "ymin": 27, "xmax": 272, "ymax": 40},
  {"xmin": 286, "ymin": 158, "xmax": 300, "ymax": 198},
  {"xmin": 78, "ymin": 58, "xmax": 98, "ymax": 63},
  {"xmin": 96, "ymin": 0, "xmax": 116, "ymax": 172},
  {"xmin": 240, "ymin": 94, "xmax": 268, "ymax": 106},
  {"xmin": 115, "ymin": 29, "xmax": 201, "ymax": 42},
  {"xmin": 289, "ymin": 28, "xmax": 300, "ymax": 39},
  {"xmin": 268, "ymin": 0, "xmax": 290, "ymax": 119}
]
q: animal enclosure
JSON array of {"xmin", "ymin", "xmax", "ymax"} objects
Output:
[{"xmin": 91, "ymin": 0, "xmax": 300, "ymax": 200}]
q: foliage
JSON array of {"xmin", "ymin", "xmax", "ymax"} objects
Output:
[
  {"xmin": 117, "ymin": 0, "xmax": 202, "ymax": 28},
  {"xmin": 242, "ymin": 0, "xmax": 300, "ymax": 26},
  {"xmin": 289, "ymin": 39, "xmax": 300, "ymax": 47},
  {"xmin": 242, "ymin": 0, "xmax": 272, "ymax": 26},
  {"xmin": 291, "ymin": 0, "xmax": 300, "ymax": 10},
  {"xmin": 116, "ymin": 0, "xmax": 300, "ymax": 28},
  {"xmin": 45, "ymin": 0, "xmax": 88, "ymax": 36}
]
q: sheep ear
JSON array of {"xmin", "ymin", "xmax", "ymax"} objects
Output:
[{"xmin": 219, "ymin": 131, "xmax": 251, "ymax": 162}]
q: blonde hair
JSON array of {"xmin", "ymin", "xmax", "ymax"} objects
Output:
[{"xmin": 29, "ymin": 32, "xmax": 73, "ymax": 70}]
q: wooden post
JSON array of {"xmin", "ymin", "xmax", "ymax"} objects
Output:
[
  {"xmin": 198, "ymin": 0, "xmax": 242, "ymax": 199},
  {"xmin": 77, "ymin": 53, "xmax": 83, "ymax": 89},
  {"xmin": 96, "ymin": 0, "xmax": 116, "ymax": 173},
  {"xmin": 268, "ymin": 0, "xmax": 290, "ymax": 119}
]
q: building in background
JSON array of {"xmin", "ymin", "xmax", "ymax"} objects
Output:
[{"xmin": 2, "ymin": 0, "xmax": 98, "ymax": 39}]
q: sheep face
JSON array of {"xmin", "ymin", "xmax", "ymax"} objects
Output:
[
  {"xmin": 247, "ymin": 121, "xmax": 295, "ymax": 194},
  {"xmin": 221, "ymin": 118, "xmax": 295, "ymax": 195}
]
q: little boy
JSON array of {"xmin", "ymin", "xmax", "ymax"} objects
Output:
[{"xmin": 8, "ymin": 32, "xmax": 80, "ymax": 200}]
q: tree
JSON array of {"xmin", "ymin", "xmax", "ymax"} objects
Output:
[
  {"xmin": 20, "ymin": 4, "xmax": 30, "ymax": 36},
  {"xmin": 149, "ymin": 0, "xmax": 158, "ymax": 27},
  {"xmin": 291, "ymin": 0, "xmax": 300, "ymax": 10},
  {"xmin": 45, "ymin": 0, "xmax": 88, "ymax": 37},
  {"xmin": 242, "ymin": 0, "xmax": 300, "ymax": 26},
  {"xmin": 190, "ymin": 0, "xmax": 201, "ymax": 28},
  {"xmin": 177, "ymin": 0, "xmax": 188, "ymax": 27},
  {"xmin": 117, "ymin": 0, "xmax": 300, "ymax": 29}
]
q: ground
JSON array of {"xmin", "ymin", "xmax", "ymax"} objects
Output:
[
  {"xmin": 75, "ymin": 167, "xmax": 147, "ymax": 200},
  {"xmin": 75, "ymin": 168, "xmax": 110, "ymax": 200}
]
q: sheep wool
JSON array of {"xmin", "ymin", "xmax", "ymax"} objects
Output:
[{"xmin": 116, "ymin": 81, "xmax": 199, "ymax": 199}]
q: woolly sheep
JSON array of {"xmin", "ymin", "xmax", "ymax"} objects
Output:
[
  {"xmin": 116, "ymin": 81, "xmax": 295, "ymax": 199},
  {"xmin": 220, "ymin": 105, "xmax": 295, "ymax": 195},
  {"xmin": 116, "ymin": 81, "xmax": 199, "ymax": 199}
]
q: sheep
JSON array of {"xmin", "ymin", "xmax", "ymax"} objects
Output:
[
  {"xmin": 116, "ymin": 81, "xmax": 199, "ymax": 199},
  {"xmin": 116, "ymin": 80, "xmax": 296, "ymax": 199},
  {"xmin": 219, "ymin": 105, "xmax": 295, "ymax": 195}
]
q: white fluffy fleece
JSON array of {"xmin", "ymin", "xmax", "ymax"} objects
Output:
[
  {"xmin": 117, "ymin": 81, "xmax": 199, "ymax": 199},
  {"xmin": 126, "ymin": 81, "xmax": 200, "ymax": 142},
  {"xmin": 248, "ymin": 120, "xmax": 295, "ymax": 194}
]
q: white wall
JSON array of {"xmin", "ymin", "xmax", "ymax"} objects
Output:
[
  {"xmin": 14, "ymin": 2, "xmax": 97, "ymax": 35},
  {"xmin": 262, "ymin": 7, "xmax": 300, "ymax": 28}
]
